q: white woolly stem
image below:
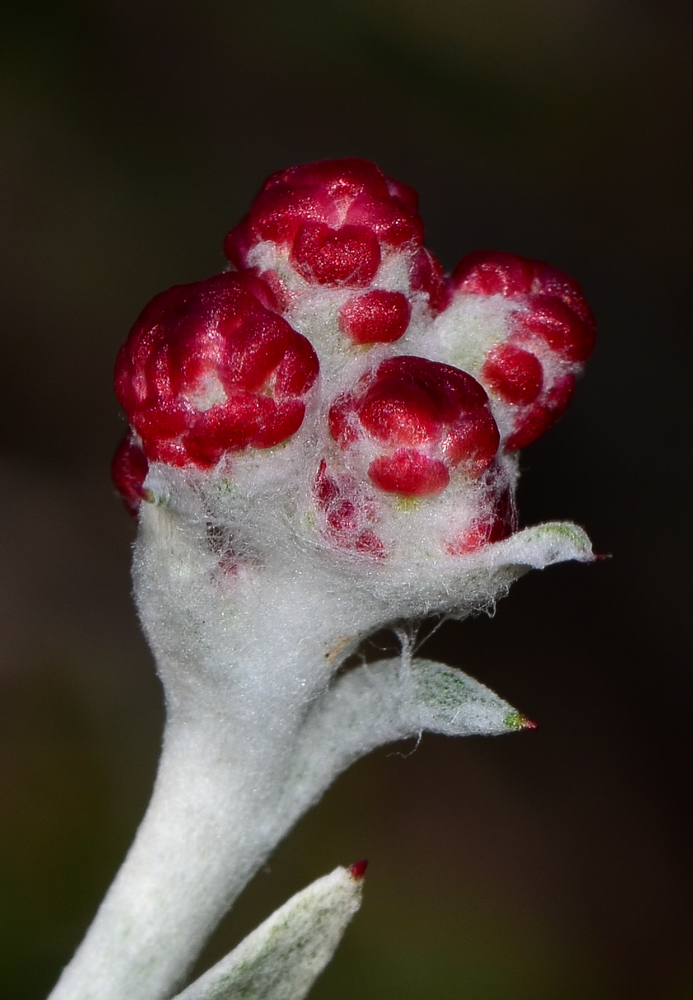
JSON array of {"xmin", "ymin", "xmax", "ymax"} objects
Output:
[
  {"xmin": 48, "ymin": 657, "xmax": 353, "ymax": 1000},
  {"xmin": 47, "ymin": 652, "xmax": 522, "ymax": 1000},
  {"xmin": 49, "ymin": 730, "xmax": 267, "ymax": 1000},
  {"xmin": 47, "ymin": 499, "xmax": 592, "ymax": 1000},
  {"xmin": 47, "ymin": 508, "xmax": 377, "ymax": 1000}
]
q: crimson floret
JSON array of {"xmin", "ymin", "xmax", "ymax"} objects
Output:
[
  {"xmin": 312, "ymin": 460, "xmax": 384, "ymax": 558},
  {"xmin": 224, "ymin": 158, "xmax": 446, "ymax": 313},
  {"xmin": 115, "ymin": 271, "xmax": 319, "ymax": 469},
  {"xmin": 450, "ymin": 250, "xmax": 596, "ymax": 450},
  {"xmin": 446, "ymin": 482, "xmax": 518, "ymax": 555},
  {"xmin": 112, "ymin": 430, "xmax": 150, "ymax": 516},
  {"xmin": 329, "ymin": 356, "xmax": 500, "ymax": 496},
  {"xmin": 338, "ymin": 290, "xmax": 412, "ymax": 345}
]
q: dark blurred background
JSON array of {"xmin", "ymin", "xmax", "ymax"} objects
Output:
[{"xmin": 1, "ymin": 1, "xmax": 692, "ymax": 998}]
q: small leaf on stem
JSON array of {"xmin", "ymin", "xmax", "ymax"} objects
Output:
[{"xmin": 172, "ymin": 866, "xmax": 363, "ymax": 1000}]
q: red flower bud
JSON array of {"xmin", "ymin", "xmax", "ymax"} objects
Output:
[
  {"xmin": 481, "ymin": 343, "xmax": 544, "ymax": 406},
  {"xmin": 409, "ymin": 247, "xmax": 449, "ymax": 313},
  {"xmin": 224, "ymin": 159, "xmax": 429, "ymax": 294},
  {"xmin": 313, "ymin": 460, "xmax": 384, "ymax": 558},
  {"xmin": 329, "ymin": 356, "xmax": 500, "ymax": 496},
  {"xmin": 339, "ymin": 290, "xmax": 411, "ymax": 344},
  {"xmin": 504, "ymin": 374, "xmax": 575, "ymax": 451},
  {"xmin": 115, "ymin": 271, "xmax": 319, "ymax": 469},
  {"xmin": 291, "ymin": 222, "xmax": 381, "ymax": 287},
  {"xmin": 451, "ymin": 250, "xmax": 535, "ymax": 298},
  {"xmin": 112, "ymin": 430, "xmax": 150, "ymax": 516},
  {"xmin": 511, "ymin": 294, "xmax": 595, "ymax": 364},
  {"xmin": 448, "ymin": 249, "xmax": 596, "ymax": 450},
  {"xmin": 446, "ymin": 485, "xmax": 518, "ymax": 555}
]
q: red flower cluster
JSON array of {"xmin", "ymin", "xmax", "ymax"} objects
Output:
[
  {"xmin": 113, "ymin": 160, "xmax": 595, "ymax": 556},
  {"xmin": 450, "ymin": 250, "xmax": 596, "ymax": 450}
]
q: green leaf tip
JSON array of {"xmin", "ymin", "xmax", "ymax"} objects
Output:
[
  {"xmin": 503, "ymin": 712, "xmax": 537, "ymax": 732},
  {"xmin": 530, "ymin": 522, "xmax": 593, "ymax": 559},
  {"xmin": 490, "ymin": 521, "xmax": 594, "ymax": 572}
]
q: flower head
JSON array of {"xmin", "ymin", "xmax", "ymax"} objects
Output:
[
  {"xmin": 114, "ymin": 159, "xmax": 594, "ymax": 580},
  {"xmin": 114, "ymin": 271, "xmax": 318, "ymax": 469},
  {"xmin": 223, "ymin": 160, "xmax": 445, "ymax": 338},
  {"xmin": 445, "ymin": 249, "xmax": 596, "ymax": 449}
]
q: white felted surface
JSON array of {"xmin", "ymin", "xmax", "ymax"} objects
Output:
[
  {"xmin": 172, "ymin": 866, "xmax": 363, "ymax": 1000},
  {"xmin": 287, "ymin": 655, "xmax": 531, "ymax": 811},
  {"xmin": 48, "ymin": 475, "xmax": 591, "ymax": 1000}
]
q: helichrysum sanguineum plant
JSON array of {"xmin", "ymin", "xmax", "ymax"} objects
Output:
[{"xmin": 48, "ymin": 159, "xmax": 595, "ymax": 1000}]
